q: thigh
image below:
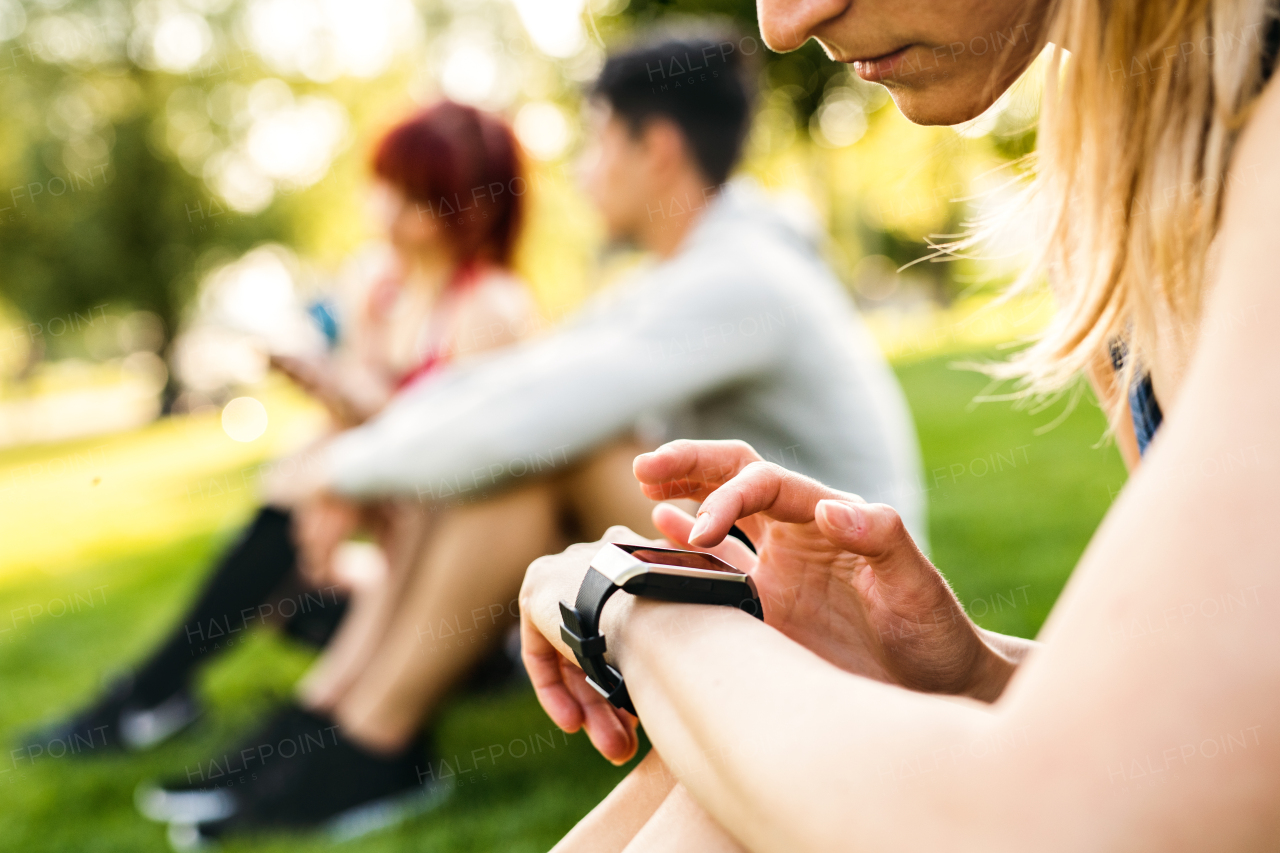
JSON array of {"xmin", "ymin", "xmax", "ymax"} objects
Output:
[
  {"xmin": 370, "ymin": 499, "xmax": 435, "ymax": 585},
  {"xmin": 427, "ymin": 481, "xmax": 563, "ymax": 576},
  {"xmin": 622, "ymin": 784, "xmax": 746, "ymax": 853},
  {"xmin": 397, "ymin": 479, "xmax": 565, "ymax": 639},
  {"xmin": 559, "ymin": 438, "xmax": 659, "ymax": 539}
]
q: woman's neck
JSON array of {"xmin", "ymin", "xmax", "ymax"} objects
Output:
[{"xmin": 400, "ymin": 246, "xmax": 460, "ymax": 298}]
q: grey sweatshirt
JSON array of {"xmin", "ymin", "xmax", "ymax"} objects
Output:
[{"xmin": 323, "ymin": 184, "xmax": 928, "ymax": 545}]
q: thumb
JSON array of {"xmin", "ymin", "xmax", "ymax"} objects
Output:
[
  {"xmin": 814, "ymin": 500, "xmax": 928, "ymax": 579},
  {"xmin": 814, "ymin": 500, "xmax": 960, "ymax": 619}
]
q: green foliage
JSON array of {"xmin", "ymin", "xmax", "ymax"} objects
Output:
[
  {"xmin": 607, "ymin": 0, "xmax": 843, "ymax": 119},
  {"xmin": 0, "ymin": 60, "xmax": 286, "ymax": 356}
]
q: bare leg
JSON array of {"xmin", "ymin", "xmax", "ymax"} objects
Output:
[
  {"xmin": 331, "ymin": 481, "xmax": 564, "ymax": 753},
  {"xmin": 621, "ymin": 785, "xmax": 746, "ymax": 853},
  {"xmin": 299, "ymin": 504, "xmax": 431, "ymax": 709},
  {"xmin": 551, "ymin": 749, "xmax": 677, "ymax": 853}
]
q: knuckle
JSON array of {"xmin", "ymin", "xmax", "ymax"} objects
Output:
[
  {"xmin": 603, "ymin": 524, "xmax": 635, "ymax": 542},
  {"xmin": 740, "ymin": 460, "xmax": 782, "ymax": 482},
  {"xmin": 873, "ymin": 503, "xmax": 907, "ymax": 537},
  {"xmin": 661, "ymin": 438, "xmax": 696, "ymax": 456},
  {"xmin": 740, "ymin": 459, "xmax": 774, "ymax": 476}
]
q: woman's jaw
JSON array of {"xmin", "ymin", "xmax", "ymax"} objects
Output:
[{"xmin": 832, "ymin": 41, "xmax": 1031, "ymax": 126}]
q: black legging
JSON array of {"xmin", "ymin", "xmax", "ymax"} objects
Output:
[{"xmin": 130, "ymin": 507, "xmax": 348, "ymax": 705}]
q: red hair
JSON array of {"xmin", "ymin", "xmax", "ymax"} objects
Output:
[{"xmin": 372, "ymin": 101, "xmax": 525, "ymax": 268}]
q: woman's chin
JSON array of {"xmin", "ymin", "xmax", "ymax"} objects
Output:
[{"xmin": 885, "ymin": 84, "xmax": 999, "ymax": 128}]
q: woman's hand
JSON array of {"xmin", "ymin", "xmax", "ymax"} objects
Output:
[
  {"xmin": 294, "ymin": 491, "xmax": 362, "ymax": 588},
  {"xmin": 519, "ymin": 528, "xmax": 652, "ymax": 766},
  {"xmin": 519, "ymin": 438, "xmax": 1018, "ymax": 765},
  {"xmin": 634, "ymin": 439, "xmax": 1017, "ymax": 701},
  {"xmin": 271, "ymin": 354, "xmax": 384, "ymax": 427}
]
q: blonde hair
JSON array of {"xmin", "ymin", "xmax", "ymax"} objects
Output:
[{"xmin": 977, "ymin": 0, "xmax": 1274, "ymax": 423}]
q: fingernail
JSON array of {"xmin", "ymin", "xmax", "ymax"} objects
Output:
[
  {"xmin": 688, "ymin": 512, "xmax": 712, "ymax": 542},
  {"xmin": 821, "ymin": 500, "xmax": 859, "ymax": 531}
]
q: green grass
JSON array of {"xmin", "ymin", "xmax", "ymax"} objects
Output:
[{"xmin": 0, "ymin": 348, "xmax": 1127, "ymax": 851}]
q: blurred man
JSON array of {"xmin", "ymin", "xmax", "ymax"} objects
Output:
[{"xmin": 157, "ymin": 30, "xmax": 928, "ymax": 845}]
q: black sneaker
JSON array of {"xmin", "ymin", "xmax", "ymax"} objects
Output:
[
  {"xmin": 167, "ymin": 724, "xmax": 448, "ymax": 849},
  {"xmin": 21, "ymin": 676, "xmax": 201, "ymax": 756},
  {"xmin": 136, "ymin": 705, "xmax": 335, "ymax": 825}
]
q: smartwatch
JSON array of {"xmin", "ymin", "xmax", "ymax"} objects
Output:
[{"xmin": 558, "ymin": 543, "xmax": 763, "ymax": 715}]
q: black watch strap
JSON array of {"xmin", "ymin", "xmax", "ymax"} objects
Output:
[{"xmin": 559, "ymin": 568, "xmax": 635, "ymax": 714}]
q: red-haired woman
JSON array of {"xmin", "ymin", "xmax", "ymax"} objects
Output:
[{"xmin": 273, "ymin": 100, "xmax": 534, "ymax": 428}]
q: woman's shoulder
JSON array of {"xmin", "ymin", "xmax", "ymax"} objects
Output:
[
  {"xmin": 1199, "ymin": 73, "xmax": 1280, "ymax": 361},
  {"xmin": 468, "ymin": 268, "xmax": 538, "ymax": 323},
  {"xmin": 451, "ymin": 268, "xmax": 542, "ymax": 354}
]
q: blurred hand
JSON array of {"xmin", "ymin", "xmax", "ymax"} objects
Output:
[
  {"xmin": 270, "ymin": 353, "xmax": 378, "ymax": 427},
  {"xmin": 294, "ymin": 491, "xmax": 362, "ymax": 588},
  {"xmin": 270, "ymin": 354, "xmax": 339, "ymax": 407},
  {"xmin": 634, "ymin": 439, "xmax": 1015, "ymax": 701},
  {"xmin": 519, "ymin": 527, "xmax": 650, "ymax": 766},
  {"xmin": 261, "ymin": 446, "xmax": 330, "ymax": 508}
]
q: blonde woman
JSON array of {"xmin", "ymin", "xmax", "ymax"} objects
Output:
[{"xmin": 519, "ymin": 1, "xmax": 1280, "ymax": 851}]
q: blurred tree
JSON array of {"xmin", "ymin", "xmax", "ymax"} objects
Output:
[
  {"xmin": 0, "ymin": 46, "xmax": 292, "ymax": 368},
  {"xmin": 606, "ymin": 0, "xmax": 843, "ymax": 120}
]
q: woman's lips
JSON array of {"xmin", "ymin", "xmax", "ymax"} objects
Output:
[{"xmin": 848, "ymin": 45, "xmax": 913, "ymax": 83}]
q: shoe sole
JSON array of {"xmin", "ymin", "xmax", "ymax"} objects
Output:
[
  {"xmin": 325, "ymin": 779, "xmax": 453, "ymax": 842},
  {"xmin": 136, "ymin": 781, "xmax": 237, "ymax": 824},
  {"xmin": 120, "ymin": 694, "xmax": 201, "ymax": 750},
  {"xmin": 165, "ymin": 780, "xmax": 453, "ymax": 851}
]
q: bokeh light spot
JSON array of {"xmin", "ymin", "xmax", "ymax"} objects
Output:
[{"xmin": 222, "ymin": 396, "xmax": 269, "ymax": 442}]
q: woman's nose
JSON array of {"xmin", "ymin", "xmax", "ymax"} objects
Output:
[{"xmin": 757, "ymin": 0, "xmax": 849, "ymax": 53}]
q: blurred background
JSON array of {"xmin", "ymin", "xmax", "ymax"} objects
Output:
[{"xmin": 0, "ymin": 0, "xmax": 1123, "ymax": 850}]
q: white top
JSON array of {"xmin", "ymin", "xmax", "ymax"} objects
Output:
[{"xmin": 323, "ymin": 184, "xmax": 928, "ymax": 545}]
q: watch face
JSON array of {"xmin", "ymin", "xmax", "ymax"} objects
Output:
[{"xmin": 615, "ymin": 544, "xmax": 744, "ymax": 574}]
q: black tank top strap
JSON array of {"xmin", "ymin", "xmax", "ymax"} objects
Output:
[
  {"xmin": 1109, "ymin": 340, "xmax": 1164, "ymax": 457},
  {"xmin": 1263, "ymin": 7, "xmax": 1279, "ymax": 82}
]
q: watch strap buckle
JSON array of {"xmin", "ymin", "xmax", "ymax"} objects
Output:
[
  {"xmin": 558, "ymin": 600, "xmax": 635, "ymax": 715},
  {"xmin": 584, "ymin": 665, "xmax": 635, "ymax": 715},
  {"xmin": 559, "ymin": 622, "xmax": 607, "ymax": 658}
]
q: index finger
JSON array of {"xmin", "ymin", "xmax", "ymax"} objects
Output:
[
  {"xmin": 651, "ymin": 502, "xmax": 758, "ymax": 571},
  {"xmin": 688, "ymin": 461, "xmax": 861, "ymax": 548},
  {"xmin": 633, "ymin": 439, "xmax": 764, "ymax": 502}
]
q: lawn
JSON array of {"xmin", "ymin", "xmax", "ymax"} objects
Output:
[{"xmin": 0, "ymin": 348, "xmax": 1127, "ymax": 852}]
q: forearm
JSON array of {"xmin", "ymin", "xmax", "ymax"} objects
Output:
[
  {"xmin": 323, "ymin": 394, "xmax": 609, "ymax": 500},
  {"xmin": 607, "ymin": 598, "xmax": 1008, "ymax": 853}
]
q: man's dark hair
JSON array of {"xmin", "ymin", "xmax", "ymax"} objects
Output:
[{"xmin": 593, "ymin": 32, "xmax": 756, "ymax": 186}]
